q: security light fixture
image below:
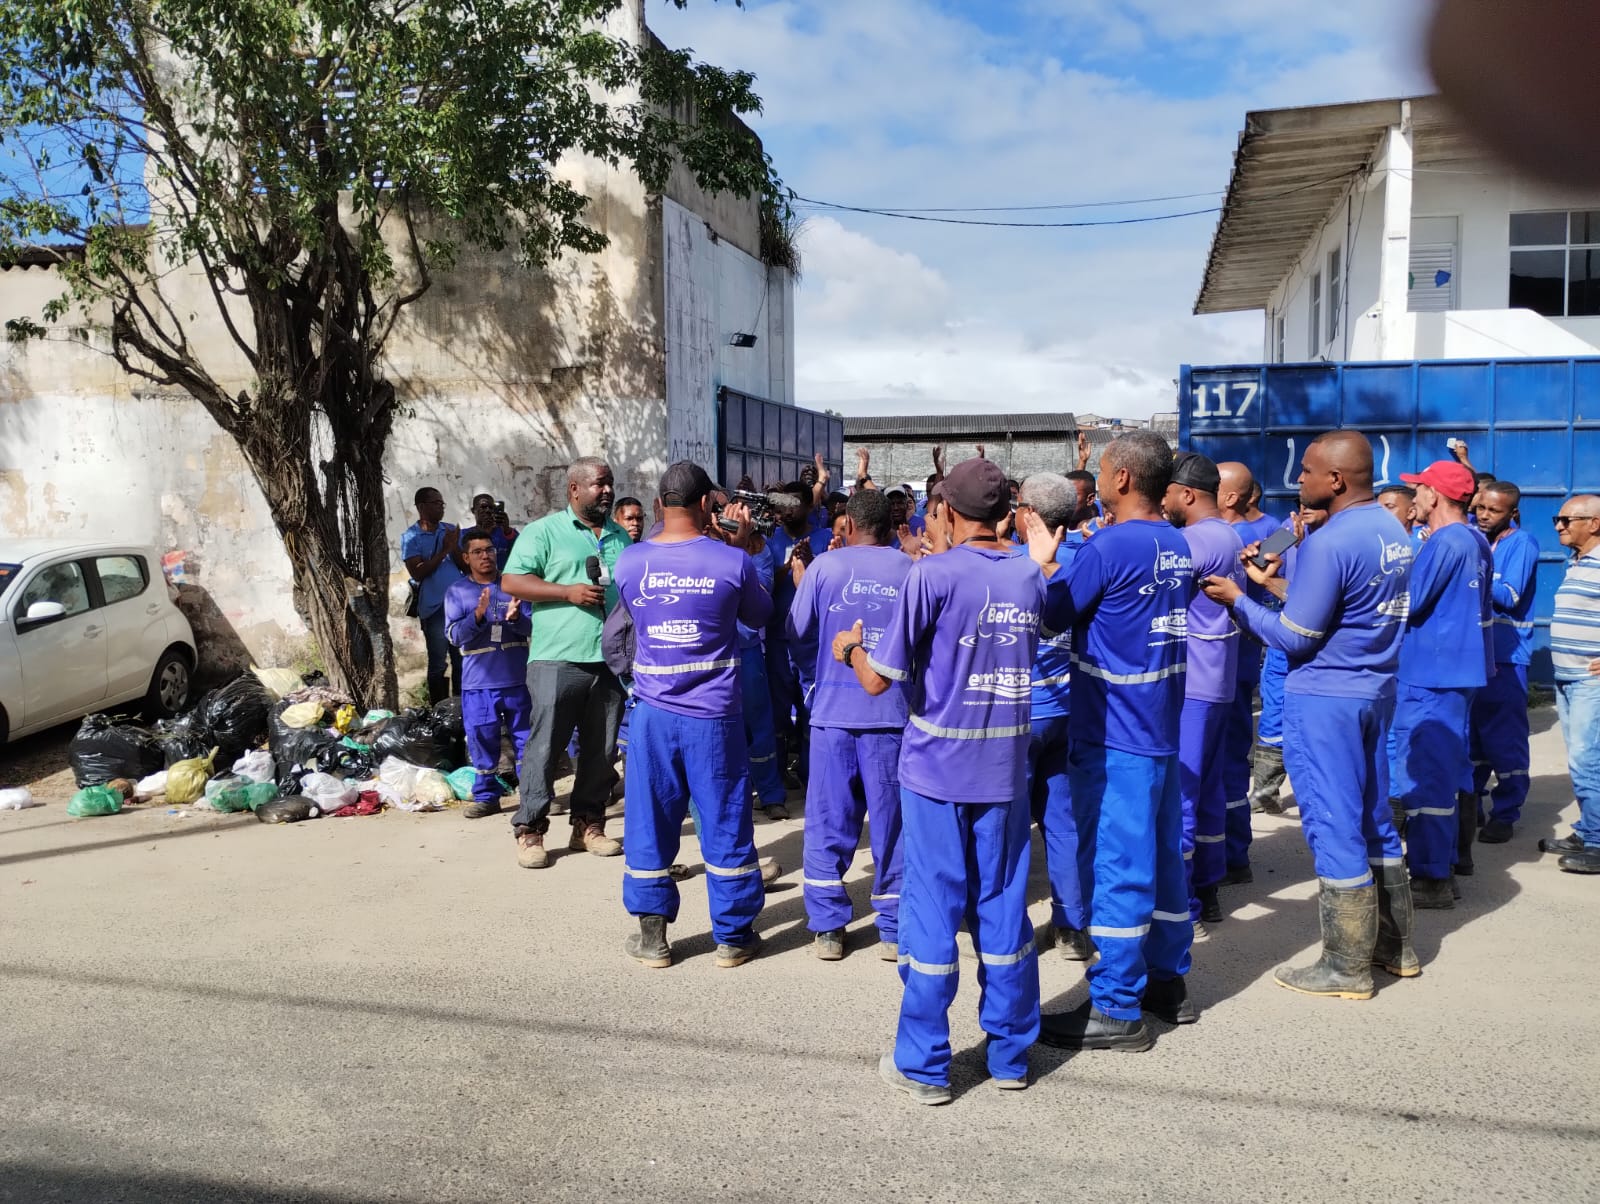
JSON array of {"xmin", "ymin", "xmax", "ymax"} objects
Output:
[{"xmin": 729, "ymin": 332, "xmax": 758, "ymax": 348}]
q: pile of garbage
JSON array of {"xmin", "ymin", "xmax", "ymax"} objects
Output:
[{"xmin": 63, "ymin": 666, "xmax": 483, "ymax": 824}]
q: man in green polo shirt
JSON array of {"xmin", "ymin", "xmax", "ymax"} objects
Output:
[{"xmin": 501, "ymin": 457, "xmax": 632, "ymax": 868}]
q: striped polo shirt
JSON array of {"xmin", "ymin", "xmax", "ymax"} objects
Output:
[{"xmin": 1552, "ymin": 546, "xmax": 1600, "ymax": 682}]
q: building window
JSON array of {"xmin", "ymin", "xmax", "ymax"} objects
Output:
[
  {"xmin": 1509, "ymin": 210, "xmax": 1600, "ymax": 317},
  {"xmin": 1274, "ymin": 314, "xmax": 1286, "ymax": 363},
  {"xmin": 1308, "ymin": 271, "xmax": 1323, "ymax": 357},
  {"xmin": 1327, "ymin": 248, "xmax": 1342, "ymax": 344}
]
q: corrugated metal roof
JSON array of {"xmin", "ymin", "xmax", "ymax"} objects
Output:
[
  {"xmin": 845, "ymin": 412, "xmax": 1076, "ymax": 438},
  {"xmin": 1193, "ymin": 95, "xmax": 1486, "ymax": 315}
]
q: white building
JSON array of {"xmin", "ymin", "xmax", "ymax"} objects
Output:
[{"xmin": 1196, "ymin": 95, "xmax": 1600, "ymax": 362}]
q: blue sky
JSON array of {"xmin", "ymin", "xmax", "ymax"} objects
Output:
[{"xmin": 649, "ymin": 0, "xmax": 1434, "ymax": 418}]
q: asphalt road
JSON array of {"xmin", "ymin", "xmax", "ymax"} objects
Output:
[{"xmin": 1, "ymin": 710, "xmax": 1597, "ymax": 1203}]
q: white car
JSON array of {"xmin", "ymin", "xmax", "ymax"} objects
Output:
[{"xmin": 0, "ymin": 540, "xmax": 197, "ymax": 743}]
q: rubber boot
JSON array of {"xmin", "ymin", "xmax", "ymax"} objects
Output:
[
  {"xmin": 1249, "ymin": 744, "xmax": 1286, "ymax": 815},
  {"xmin": 1372, "ymin": 865, "xmax": 1420, "ymax": 978},
  {"xmin": 625, "ymin": 915, "xmax": 671, "ymax": 968},
  {"xmin": 1454, "ymin": 791, "xmax": 1478, "ymax": 877},
  {"xmin": 1412, "ymin": 876, "xmax": 1455, "ymax": 910},
  {"xmin": 1389, "ymin": 797, "xmax": 1407, "ymax": 839},
  {"xmin": 426, "ymin": 674, "xmax": 449, "ymax": 707},
  {"xmin": 1273, "ymin": 880, "xmax": 1377, "ymax": 1000}
]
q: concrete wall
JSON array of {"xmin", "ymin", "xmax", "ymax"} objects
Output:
[
  {"xmin": 1263, "ymin": 143, "xmax": 1600, "ymax": 362},
  {"xmin": 845, "ymin": 436, "xmax": 1080, "ymax": 495}
]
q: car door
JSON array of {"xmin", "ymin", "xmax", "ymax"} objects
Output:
[
  {"xmin": 92, "ymin": 553, "xmax": 162, "ymax": 702},
  {"xmin": 12, "ymin": 558, "xmax": 108, "ymax": 727}
]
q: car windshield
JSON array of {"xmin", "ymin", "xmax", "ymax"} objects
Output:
[{"xmin": 0, "ymin": 563, "xmax": 18, "ymax": 599}]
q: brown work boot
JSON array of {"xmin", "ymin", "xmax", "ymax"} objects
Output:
[
  {"xmin": 516, "ymin": 832, "xmax": 547, "ymax": 869},
  {"xmin": 570, "ymin": 822, "xmax": 622, "ymax": 857}
]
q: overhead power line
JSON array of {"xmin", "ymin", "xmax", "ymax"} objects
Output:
[{"xmin": 791, "ymin": 170, "xmax": 1366, "ymax": 229}]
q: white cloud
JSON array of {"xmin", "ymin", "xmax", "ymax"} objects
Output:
[{"xmin": 649, "ymin": 0, "xmax": 1433, "ymax": 418}]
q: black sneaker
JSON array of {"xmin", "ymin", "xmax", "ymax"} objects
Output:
[
  {"xmin": 1141, "ymin": 976, "xmax": 1199, "ymax": 1025},
  {"xmin": 1558, "ymin": 847, "xmax": 1600, "ymax": 874},
  {"xmin": 1055, "ymin": 925, "xmax": 1095, "ymax": 962},
  {"xmin": 1038, "ymin": 1001, "xmax": 1153, "ymax": 1052},
  {"xmin": 814, "ymin": 930, "xmax": 845, "ymax": 961},
  {"xmin": 1540, "ymin": 833, "xmax": 1585, "ymax": 855},
  {"xmin": 1222, "ymin": 864, "xmax": 1253, "ymax": 885},
  {"xmin": 1198, "ymin": 886, "xmax": 1224, "ymax": 924},
  {"xmin": 1478, "ymin": 819, "xmax": 1514, "ymax": 844}
]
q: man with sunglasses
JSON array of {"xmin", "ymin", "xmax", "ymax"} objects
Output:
[{"xmin": 1543, "ymin": 497, "xmax": 1600, "ymax": 873}]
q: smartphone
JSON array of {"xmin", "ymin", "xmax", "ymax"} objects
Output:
[
  {"xmin": 1251, "ymin": 525, "xmax": 1299, "ymax": 570},
  {"xmin": 1446, "ymin": 437, "xmax": 1460, "ymax": 450}
]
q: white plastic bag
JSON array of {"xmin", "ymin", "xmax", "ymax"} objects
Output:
[
  {"xmin": 134, "ymin": 770, "xmax": 168, "ymax": 800},
  {"xmin": 231, "ymin": 749, "xmax": 275, "ymax": 784},
  {"xmin": 0, "ymin": 787, "xmax": 37, "ymax": 810},
  {"xmin": 251, "ymin": 664, "xmax": 305, "ymax": 700},
  {"xmin": 376, "ymin": 757, "xmax": 452, "ymax": 812},
  {"xmin": 299, "ymin": 772, "xmax": 358, "ymax": 811}
]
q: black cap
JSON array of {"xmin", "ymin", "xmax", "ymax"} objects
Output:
[
  {"xmin": 942, "ymin": 457, "xmax": 1010, "ymax": 522},
  {"xmin": 658, "ymin": 461, "xmax": 717, "ymax": 509},
  {"xmin": 1171, "ymin": 451, "xmax": 1221, "ymax": 496}
]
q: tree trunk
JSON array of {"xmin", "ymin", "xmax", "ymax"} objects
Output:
[{"xmin": 238, "ymin": 392, "xmax": 400, "ymax": 713}]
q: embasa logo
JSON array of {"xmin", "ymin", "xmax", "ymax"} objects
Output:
[
  {"xmin": 965, "ymin": 668, "xmax": 1032, "ymax": 701},
  {"xmin": 645, "ymin": 619, "xmax": 701, "ymax": 645}
]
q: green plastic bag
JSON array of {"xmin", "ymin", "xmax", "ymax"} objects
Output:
[
  {"xmin": 361, "ymin": 708, "xmax": 395, "ymax": 726},
  {"xmin": 445, "ymin": 766, "xmax": 478, "ymax": 801},
  {"xmin": 67, "ymin": 785, "xmax": 124, "ymax": 817},
  {"xmin": 211, "ymin": 781, "xmax": 279, "ymax": 813}
]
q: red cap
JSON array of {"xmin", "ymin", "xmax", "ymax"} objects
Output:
[{"xmin": 1400, "ymin": 460, "xmax": 1477, "ymax": 503}]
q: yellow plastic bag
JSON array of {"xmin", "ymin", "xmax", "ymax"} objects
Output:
[
  {"xmin": 278, "ymin": 701, "xmax": 324, "ymax": 729},
  {"xmin": 250, "ymin": 665, "xmax": 305, "ymax": 700},
  {"xmin": 166, "ymin": 748, "xmax": 218, "ymax": 805},
  {"xmin": 333, "ymin": 704, "xmax": 358, "ymax": 734}
]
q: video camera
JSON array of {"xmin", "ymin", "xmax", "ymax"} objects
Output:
[{"xmin": 713, "ymin": 489, "xmax": 796, "ymax": 538}]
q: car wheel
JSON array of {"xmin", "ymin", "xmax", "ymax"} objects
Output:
[{"xmin": 144, "ymin": 648, "xmax": 192, "ymax": 721}]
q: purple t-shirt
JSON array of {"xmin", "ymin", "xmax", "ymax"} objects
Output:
[
  {"xmin": 867, "ymin": 545, "xmax": 1044, "ymax": 804},
  {"xmin": 1043, "ymin": 519, "xmax": 1195, "ymax": 757},
  {"xmin": 614, "ymin": 536, "xmax": 773, "ymax": 719},
  {"xmin": 1181, "ymin": 517, "xmax": 1244, "ymax": 703},
  {"xmin": 786, "ymin": 544, "xmax": 911, "ymax": 731}
]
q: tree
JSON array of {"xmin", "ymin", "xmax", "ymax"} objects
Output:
[{"xmin": 0, "ymin": 0, "xmax": 781, "ymax": 707}]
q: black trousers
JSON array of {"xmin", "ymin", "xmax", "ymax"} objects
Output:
[{"xmin": 512, "ymin": 661, "xmax": 624, "ymax": 834}]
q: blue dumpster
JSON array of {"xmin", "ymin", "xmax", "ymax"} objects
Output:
[{"xmin": 1179, "ymin": 358, "xmax": 1600, "ymax": 682}]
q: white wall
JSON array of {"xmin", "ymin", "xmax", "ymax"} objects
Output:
[
  {"xmin": 662, "ymin": 194, "xmax": 794, "ymax": 467},
  {"xmin": 1262, "ymin": 140, "xmax": 1600, "ymax": 362}
]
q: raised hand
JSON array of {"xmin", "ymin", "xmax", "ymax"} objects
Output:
[
  {"xmin": 832, "ymin": 618, "xmax": 866, "ymax": 664},
  {"xmin": 1021, "ymin": 507, "xmax": 1065, "ymax": 570}
]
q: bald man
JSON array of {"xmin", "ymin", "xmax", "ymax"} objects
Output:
[
  {"xmin": 1217, "ymin": 462, "xmax": 1282, "ymax": 881},
  {"xmin": 1202, "ymin": 433, "xmax": 1415, "ymax": 999}
]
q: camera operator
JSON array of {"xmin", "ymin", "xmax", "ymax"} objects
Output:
[{"xmin": 471, "ymin": 493, "xmax": 520, "ymax": 572}]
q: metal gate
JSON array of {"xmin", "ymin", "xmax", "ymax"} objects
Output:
[
  {"xmin": 1180, "ymin": 357, "xmax": 1600, "ymax": 681},
  {"xmin": 718, "ymin": 386, "xmax": 844, "ymax": 493}
]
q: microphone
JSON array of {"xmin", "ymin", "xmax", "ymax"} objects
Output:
[{"xmin": 585, "ymin": 555, "xmax": 602, "ymax": 586}]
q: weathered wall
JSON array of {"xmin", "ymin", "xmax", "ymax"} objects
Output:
[
  {"xmin": 663, "ymin": 196, "xmax": 793, "ymax": 467},
  {"xmin": 845, "ymin": 437, "xmax": 1081, "ymax": 494}
]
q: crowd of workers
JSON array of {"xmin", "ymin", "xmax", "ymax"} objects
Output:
[{"xmin": 399, "ymin": 430, "xmax": 1600, "ymax": 1105}]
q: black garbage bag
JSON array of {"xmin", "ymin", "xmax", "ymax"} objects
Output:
[
  {"xmin": 257, "ymin": 795, "xmax": 320, "ymax": 824},
  {"xmin": 190, "ymin": 674, "xmax": 274, "ymax": 765},
  {"xmin": 268, "ymin": 699, "xmax": 338, "ymax": 778},
  {"xmin": 430, "ymin": 697, "xmax": 468, "ymax": 768},
  {"xmin": 367, "ymin": 708, "xmax": 456, "ymax": 772},
  {"xmin": 155, "ymin": 713, "xmax": 213, "ymax": 767},
  {"xmin": 322, "ymin": 743, "xmax": 376, "ymax": 781},
  {"xmin": 69, "ymin": 714, "xmax": 165, "ymax": 787},
  {"xmin": 276, "ymin": 764, "xmax": 309, "ymax": 797}
]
